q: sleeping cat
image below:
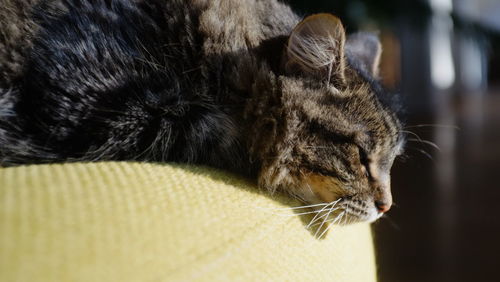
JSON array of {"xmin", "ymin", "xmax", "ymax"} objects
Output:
[{"xmin": 0, "ymin": 0, "xmax": 404, "ymax": 224}]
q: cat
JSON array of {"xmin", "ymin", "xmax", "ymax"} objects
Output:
[{"xmin": 0, "ymin": 0, "xmax": 404, "ymax": 224}]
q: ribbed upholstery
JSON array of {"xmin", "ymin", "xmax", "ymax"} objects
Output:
[{"xmin": 0, "ymin": 162, "xmax": 377, "ymax": 281}]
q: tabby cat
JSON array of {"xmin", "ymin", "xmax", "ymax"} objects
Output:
[{"xmin": 0, "ymin": 0, "xmax": 404, "ymax": 223}]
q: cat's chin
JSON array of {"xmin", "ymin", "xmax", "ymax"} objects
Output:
[
  {"xmin": 339, "ymin": 210, "xmax": 382, "ymax": 224},
  {"xmin": 365, "ymin": 211, "xmax": 385, "ymax": 223}
]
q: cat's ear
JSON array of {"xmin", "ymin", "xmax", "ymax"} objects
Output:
[
  {"xmin": 283, "ymin": 14, "xmax": 347, "ymax": 83},
  {"xmin": 345, "ymin": 32, "xmax": 382, "ymax": 77}
]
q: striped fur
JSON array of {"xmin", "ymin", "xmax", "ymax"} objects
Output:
[{"xmin": 0, "ymin": 0, "xmax": 403, "ymax": 223}]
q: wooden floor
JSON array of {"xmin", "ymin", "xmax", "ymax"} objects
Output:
[{"xmin": 374, "ymin": 91, "xmax": 500, "ymax": 282}]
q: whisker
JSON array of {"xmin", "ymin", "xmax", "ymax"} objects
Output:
[
  {"xmin": 314, "ymin": 199, "xmax": 343, "ymax": 237},
  {"xmin": 311, "ymin": 207, "xmax": 340, "ymax": 227},
  {"xmin": 343, "ymin": 206, "xmax": 354, "ymax": 225},
  {"xmin": 407, "ymin": 138, "xmax": 442, "ymax": 152},
  {"xmin": 299, "ymin": 171, "xmax": 315, "ymax": 196},
  {"xmin": 407, "ymin": 147, "xmax": 435, "ymax": 161},
  {"xmin": 404, "ymin": 124, "xmax": 460, "ymax": 130},
  {"xmin": 288, "ymin": 191, "xmax": 307, "ymax": 203},
  {"xmin": 348, "ymin": 214, "xmax": 355, "ymax": 225},
  {"xmin": 314, "ymin": 204, "xmax": 334, "ymax": 237},
  {"xmin": 307, "ymin": 198, "xmax": 342, "ymax": 229},
  {"xmin": 306, "ymin": 201, "xmax": 334, "ymax": 229},
  {"xmin": 341, "ymin": 212, "xmax": 349, "ymax": 226},
  {"xmin": 381, "ymin": 215, "xmax": 401, "ymax": 231},
  {"xmin": 275, "ymin": 210, "xmax": 324, "ymax": 217},
  {"xmin": 258, "ymin": 202, "xmax": 329, "ymax": 211},
  {"xmin": 400, "ymin": 130, "xmax": 424, "ymax": 142},
  {"xmin": 318, "ymin": 211, "xmax": 346, "ymax": 239},
  {"xmin": 308, "ymin": 208, "xmax": 341, "ymax": 226}
]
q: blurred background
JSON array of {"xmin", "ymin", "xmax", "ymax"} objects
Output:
[{"xmin": 287, "ymin": 0, "xmax": 500, "ymax": 281}]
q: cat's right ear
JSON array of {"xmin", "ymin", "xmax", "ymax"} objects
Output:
[{"xmin": 283, "ymin": 14, "xmax": 347, "ymax": 83}]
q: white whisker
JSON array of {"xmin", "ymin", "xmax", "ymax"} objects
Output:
[
  {"xmin": 407, "ymin": 147, "xmax": 435, "ymax": 161},
  {"xmin": 275, "ymin": 210, "xmax": 325, "ymax": 217},
  {"xmin": 308, "ymin": 208, "xmax": 341, "ymax": 226},
  {"xmin": 299, "ymin": 171, "xmax": 315, "ymax": 196},
  {"xmin": 314, "ymin": 205, "xmax": 333, "ymax": 237},
  {"xmin": 404, "ymin": 124, "xmax": 460, "ymax": 130},
  {"xmin": 306, "ymin": 198, "xmax": 342, "ymax": 229},
  {"xmin": 256, "ymin": 202, "xmax": 329, "ymax": 211},
  {"xmin": 341, "ymin": 212, "xmax": 348, "ymax": 225},
  {"xmin": 400, "ymin": 130, "xmax": 424, "ymax": 142},
  {"xmin": 318, "ymin": 211, "xmax": 346, "ymax": 239},
  {"xmin": 306, "ymin": 201, "xmax": 334, "ymax": 229},
  {"xmin": 407, "ymin": 138, "xmax": 441, "ymax": 151}
]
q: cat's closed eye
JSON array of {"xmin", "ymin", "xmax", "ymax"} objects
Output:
[{"xmin": 357, "ymin": 146, "xmax": 371, "ymax": 179}]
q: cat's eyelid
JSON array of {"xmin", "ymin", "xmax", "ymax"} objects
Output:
[
  {"xmin": 357, "ymin": 145, "xmax": 371, "ymax": 164},
  {"xmin": 356, "ymin": 144, "xmax": 370, "ymax": 158},
  {"xmin": 356, "ymin": 145, "xmax": 374, "ymax": 179}
]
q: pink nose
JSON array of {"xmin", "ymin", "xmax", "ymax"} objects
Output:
[{"xmin": 375, "ymin": 201, "xmax": 391, "ymax": 213}]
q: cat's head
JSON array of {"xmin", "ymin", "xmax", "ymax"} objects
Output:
[{"xmin": 250, "ymin": 14, "xmax": 404, "ymax": 224}]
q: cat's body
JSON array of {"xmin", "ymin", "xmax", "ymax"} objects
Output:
[
  {"xmin": 0, "ymin": 0, "xmax": 404, "ymax": 223},
  {"xmin": 0, "ymin": 0, "xmax": 295, "ymax": 172}
]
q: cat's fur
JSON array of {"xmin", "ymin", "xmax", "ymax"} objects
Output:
[{"xmin": 0, "ymin": 0, "xmax": 404, "ymax": 223}]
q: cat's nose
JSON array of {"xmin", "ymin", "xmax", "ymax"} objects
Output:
[{"xmin": 375, "ymin": 200, "xmax": 391, "ymax": 213}]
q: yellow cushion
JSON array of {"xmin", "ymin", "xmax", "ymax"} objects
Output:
[{"xmin": 0, "ymin": 162, "xmax": 376, "ymax": 281}]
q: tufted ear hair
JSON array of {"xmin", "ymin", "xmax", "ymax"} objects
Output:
[
  {"xmin": 345, "ymin": 32, "xmax": 382, "ymax": 77},
  {"xmin": 283, "ymin": 14, "xmax": 347, "ymax": 83}
]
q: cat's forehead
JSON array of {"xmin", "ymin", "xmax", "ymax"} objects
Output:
[
  {"xmin": 337, "ymin": 85, "xmax": 403, "ymax": 153},
  {"xmin": 280, "ymin": 75, "xmax": 402, "ymax": 145},
  {"xmin": 360, "ymin": 109, "xmax": 402, "ymax": 149}
]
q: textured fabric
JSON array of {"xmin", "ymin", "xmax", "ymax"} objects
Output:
[{"xmin": 0, "ymin": 162, "xmax": 377, "ymax": 282}]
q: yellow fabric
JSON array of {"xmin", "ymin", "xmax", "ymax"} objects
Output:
[{"xmin": 0, "ymin": 162, "xmax": 377, "ymax": 282}]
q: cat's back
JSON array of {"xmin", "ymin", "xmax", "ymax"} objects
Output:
[
  {"xmin": 0, "ymin": 0, "xmax": 298, "ymax": 83},
  {"xmin": 0, "ymin": 0, "xmax": 301, "ymax": 166},
  {"xmin": 190, "ymin": 0, "xmax": 299, "ymax": 53}
]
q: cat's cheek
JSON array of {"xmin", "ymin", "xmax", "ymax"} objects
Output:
[{"xmin": 301, "ymin": 173, "xmax": 344, "ymax": 203}]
